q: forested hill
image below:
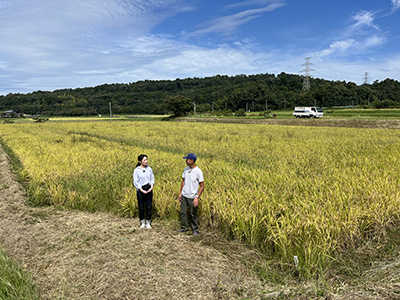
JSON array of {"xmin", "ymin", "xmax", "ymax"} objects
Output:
[{"xmin": 1, "ymin": 73, "xmax": 399, "ymax": 116}]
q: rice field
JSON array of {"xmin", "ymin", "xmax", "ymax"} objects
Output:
[{"xmin": 1, "ymin": 120, "xmax": 400, "ymax": 278}]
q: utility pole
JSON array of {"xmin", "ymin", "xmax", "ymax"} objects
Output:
[
  {"xmin": 300, "ymin": 57, "xmax": 314, "ymax": 91},
  {"xmin": 364, "ymin": 73, "xmax": 370, "ymax": 106},
  {"xmin": 109, "ymin": 102, "xmax": 112, "ymax": 121},
  {"xmin": 353, "ymin": 91, "xmax": 357, "ymax": 107},
  {"xmin": 193, "ymin": 101, "xmax": 196, "ymax": 116},
  {"xmin": 265, "ymin": 99, "xmax": 268, "ymax": 111}
]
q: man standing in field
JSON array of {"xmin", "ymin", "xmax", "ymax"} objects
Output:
[{"xmin": 178, "ymin": 153, "xmax": 204, "ymax": 236}]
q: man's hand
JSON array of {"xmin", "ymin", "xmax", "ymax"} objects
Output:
[
  {"xmin": 178, "ymin": 193, "xmax": 182, "ymax": 202},
  {"xmin": 193, "ymin": 196, "xmax": 199, "ymax": 207}
]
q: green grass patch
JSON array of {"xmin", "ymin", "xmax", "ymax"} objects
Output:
[
  {"xmin": 0, "ymin": 247, "xmax": 39, "ymax": 300},
  {"xmin": 323, "ymin": 108, "xmax": 400, "ymax": 119},
  {"xmin": 190, "ymin": 108, "xmax": 400, "ymax": 119}
]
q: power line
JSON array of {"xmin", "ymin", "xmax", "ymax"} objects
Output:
[{"xmin": 312, "ymin": 70, "xmax": 331, "ymax": 80}]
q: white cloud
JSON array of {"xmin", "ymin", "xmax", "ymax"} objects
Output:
[
  {"xmin": 313, "ymin": 34, "xmax": 386, "ymax": 59},
  {"xmin": 0, "ymin": 0, "xmax": 191, "ymax": 93},
  {"xmin": 392, "ymin": 0, "xmax": 400, "ymax": 10},
  {"xmin": 0, "ymin": 0, "xmax": 398, "ymax": 94},
  {"xmin": 313, "ymin": 8, "xmax": 386, "ymax": 60},
  {"xmin": 225, "ymin": 0, "xmax": 285, "ymax": 9},
  {"xmin": 189, "ymin": 2, "xmax": 286, "ymax": 36},
  {"xmin": 348, "ymin": 10, "xmax": 380, "ymax": 33},
  {"xmin": 233, "ymin": 37, "xmax": 257, "ymax": 46},
  {"xmin": 314, "ymin": 40, "xmax": 357, "ymax": 57},
  {"xmin": 311, "ymin": 54, "xmax": 400, "ymax": 85},
  {"xmin": 145, "ymin": 47, "xmax": 258, "ymax": 75},
  {"xmin": 363, "ymin": 34, "xmax": 386, "ymax": 48},
  {"xmin": 0, "ymin": 61, "xmax": 8, "ymax": 70}
]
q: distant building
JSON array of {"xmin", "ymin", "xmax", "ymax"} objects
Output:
[{"xmin": 0, "ymin": 110, "xmax": 21, "ymax": 118}]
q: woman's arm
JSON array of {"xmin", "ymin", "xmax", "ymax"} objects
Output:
[{"xmin": 133, "ymin": 169, "xmax": 141, "ymax": 190}]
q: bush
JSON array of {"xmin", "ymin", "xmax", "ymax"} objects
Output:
[
  {"xmin": 222, "ymin": 110, "xmax": 233, "ymax": 117},
  {"xmin": 32, "ymin": 117, "xmax": 49, "ymax": 123},
  {"xmin": 196, "ymin": 103, "xmax": 212, "ymax": 113},
  {"xmin": 372, "ymin": 99, "xmax": 396, "ymax": 109},
  {"xmin": 235, "ymin": 109, "xmax": 246, "ymax": 117},
  {"xmin": 259, "ymin": 110, "xmax": 272, "ymax": 118},
  {"xmin": 2, "ymin": 118, "xmax": 15, "ymax": 124}
]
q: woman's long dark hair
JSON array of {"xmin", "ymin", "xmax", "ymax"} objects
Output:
[{"xmin": 136, "ymin": 154, "xmax": 148, "ymax": 167}]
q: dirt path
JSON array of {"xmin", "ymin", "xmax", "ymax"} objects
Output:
[{"xmin": 0, "ymin": 145, "xmax": 265, "ymax": 300}]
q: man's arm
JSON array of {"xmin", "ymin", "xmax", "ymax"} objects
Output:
[
  {"xmin": 193, "ymin": 181, "xmax": 204, "ymax": 207},
  {"xmin": 178, "ymin": 178, "xmax": 185, "ymax": 202}
]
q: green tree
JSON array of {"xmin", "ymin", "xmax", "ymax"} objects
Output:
[{"xmin": 162, "ymin": 95, "xmax": 193, "ymax": 116}]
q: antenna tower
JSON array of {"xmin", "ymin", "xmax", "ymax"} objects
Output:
[
  {"xmin": 300, "ymin": 57, "xmax": 314, "ymax": 91},
  {"xmin": 363, "ymin": 72, "xmax": 369, "ymax": 85}
]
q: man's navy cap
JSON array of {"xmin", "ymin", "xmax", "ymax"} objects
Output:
[{"xmin": 183, "ymin": 153, "xmax": 197, "ymax": 161}]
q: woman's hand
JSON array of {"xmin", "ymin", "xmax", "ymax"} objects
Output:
[{"xmin": 140, "ymin": 188, "xmax": 147, "ymax": 194}]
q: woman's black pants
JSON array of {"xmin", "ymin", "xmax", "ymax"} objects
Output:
[{"xmin": 137, "ymin": 190, "xmax": 152, "ymax": 220}]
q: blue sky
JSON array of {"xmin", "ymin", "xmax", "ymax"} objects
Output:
[{"xmin": 0, "ymin": 0, "xmax": 399, "ymax": 95}]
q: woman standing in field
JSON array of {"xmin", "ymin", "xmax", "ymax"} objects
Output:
[{"xmin": 133, "ymin": 154, "xmax": 154, "ymax": 229}]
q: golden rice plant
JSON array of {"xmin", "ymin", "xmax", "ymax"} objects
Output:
[{"xmin": 1, "ymin": 120, "xmax": 400, "ymax": 278}]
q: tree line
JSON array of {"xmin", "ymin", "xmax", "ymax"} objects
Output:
[{"xmin": 1, "ymin": 73, "xmax": 399, "ymax": 116}]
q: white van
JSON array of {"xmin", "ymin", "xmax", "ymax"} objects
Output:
[{"xmin": 293, "ymin": 107, "xmax": 323, "ymax": 118}]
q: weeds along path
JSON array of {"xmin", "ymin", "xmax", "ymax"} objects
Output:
[{"xmin": 0, "ymin": 144, "xmax": 263, "ymax": 300}]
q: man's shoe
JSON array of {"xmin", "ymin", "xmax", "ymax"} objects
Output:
[
  {"xmin": 193, "ymin": 230, "xmax": 199, "ymax": 236},
  {"xmin": 177, "ymin": 229, "xmax": 188, "ymax": 233}
]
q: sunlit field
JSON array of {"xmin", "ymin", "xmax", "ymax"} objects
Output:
[{"xmin": 1, "ymin": 120, "xmax": 400, "ymax": 278}]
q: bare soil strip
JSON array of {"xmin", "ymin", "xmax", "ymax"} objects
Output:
[{"xmin": 1, "ymin": 143, "xmax": 400, "ymax": 299}]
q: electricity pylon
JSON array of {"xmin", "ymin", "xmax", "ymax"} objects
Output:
[
  {"xmin": 363, "ymin": 72, "xmax": 369, "ymax": 85},
  {"xmin": 300, "ymin": 57, "xmax": 314, "ymax": 91}
]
